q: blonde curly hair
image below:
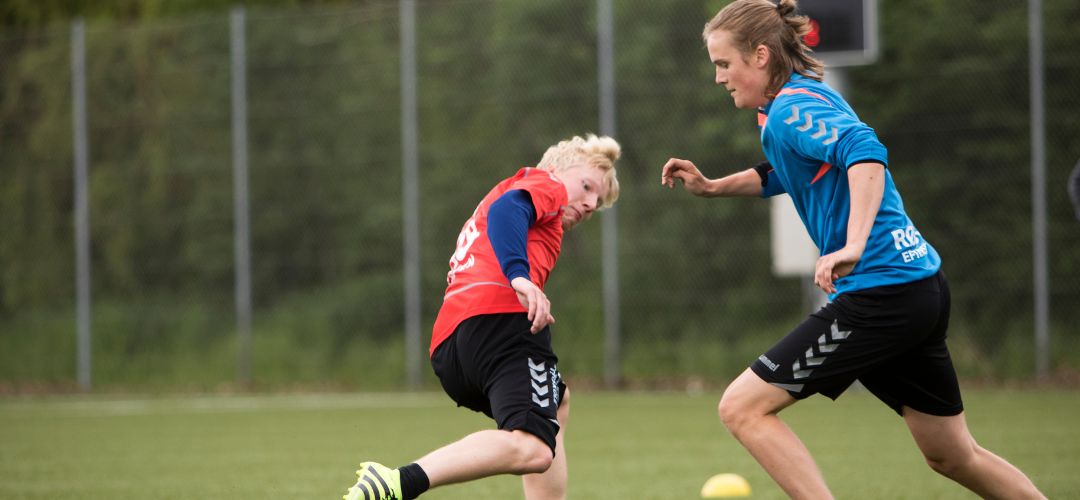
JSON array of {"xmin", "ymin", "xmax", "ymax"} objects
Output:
[{"xmin": 536, "ymin": 134, "xmax": 621, "ymax": 209}]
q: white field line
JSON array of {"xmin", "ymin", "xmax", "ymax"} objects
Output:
[{"xmin": 0, "ymin": 392, "xmax": 447, "ymax": 417}]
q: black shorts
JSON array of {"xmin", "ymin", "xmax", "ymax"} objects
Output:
[
  {"xmin": 430, "ymin": 313, "xmax": 566, "ymax": 453},
  {"xmin": 751, "ymin": 271, "xmax": 963, "ymax": 417}
]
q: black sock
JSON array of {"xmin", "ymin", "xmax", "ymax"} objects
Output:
[{"xmin": 397, "ymin": 463, "xmax": 429, "ymax": 500}]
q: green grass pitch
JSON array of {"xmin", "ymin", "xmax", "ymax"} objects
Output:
[{"xmin": 1, "ymin": 388, "xmax": 1077, "ymax": 499}]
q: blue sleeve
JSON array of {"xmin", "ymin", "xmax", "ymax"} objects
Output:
[
  {"xmin": 771, "ymin": 96, "xmax": 888, "ymax": 171},
  {"xmin": 487, "ymin": 189, "xmax": 537, "ymax": 283}
]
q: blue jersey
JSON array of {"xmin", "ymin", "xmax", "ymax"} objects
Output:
[{"xmin": 757, "ymin": 73, "xmax": 940, "ymax": 298}]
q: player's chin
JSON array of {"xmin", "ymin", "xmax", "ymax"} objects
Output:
[
  {"xmin": 561, "ymin": 216, "xmax": 580, "ymax": 230},
  {"xmin": 563, "ymin": 213, "xmax": 592, "ymax": 230}
]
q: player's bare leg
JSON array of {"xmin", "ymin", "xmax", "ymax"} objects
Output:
[
  {"xmin": 414, "ymin": 428, "xmax": 554, "ymax": 488},
  {"xmin": 718, "ymin": 368, "xmax": 834, "ymax": 500},
  {"xmin": 904, "ymin": 408, "xmax": 1045, "ymax": 499},
  {"xmin": 522, "ymin": 389, "xmax": 570, "ymax": 500}
]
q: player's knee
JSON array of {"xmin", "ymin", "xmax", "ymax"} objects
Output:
[
  {"xmin": 717, "ymin": 390, "xmax": 749, "ymax": 431},
  {"xmin": 922, "ymin": 441, "xmax": 977, "ymax": 478},
  {"xmin": 508, "ymin": 430, "xmax": 554, "ymax": 474},
  {"xmin": 924, "ymin": 454, "xmax": 961, "ymax": 477}
]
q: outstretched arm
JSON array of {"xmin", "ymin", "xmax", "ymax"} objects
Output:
[
  {"xmin": 660, "ymin": 158, "xmax": 763, "ymax": 197},
  {"xmin": 814, "ymin": 162, "xmax": 885, "ymax": 294}
]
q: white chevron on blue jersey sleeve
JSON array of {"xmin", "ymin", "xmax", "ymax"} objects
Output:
[
  {"xmin": 783, "ymin": 104, "xmax": 839, "ymax": 147},
  {"xmin": 783, "ymin": 105, "xmax": 800, "ymax": 124}
]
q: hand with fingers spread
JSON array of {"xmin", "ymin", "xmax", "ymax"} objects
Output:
[
  {"xmin": 661, "ymin": 158, "xmax": 714, "ymax": 196},
  {"xmin": 660, "ymin": 158, "xmax": 763, "ymax": 198},
  {"xmin": 511, "ymin": 276, "xmax": 555, "ymax": 334}
]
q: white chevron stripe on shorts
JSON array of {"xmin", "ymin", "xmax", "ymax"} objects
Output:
[
  {"xmin": 529, "ymin": 358, "xmax": 550, "ymax": 408},
  {"xmin": 791, "ymin": 320, "xmax": 852, "ymax": 380}
]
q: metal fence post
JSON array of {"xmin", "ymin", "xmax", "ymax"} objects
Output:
[
  {"xmin": 231, "ymin": 6, "xmax": 254, "ymax": 387},
  {"xmin": 1029, "ymin": 0, "xmax": 1049, "ymax": 379},
  {"xmin": 597, "ymin": 0, "xmax": 621, "ymax": 388},
  {"xmin": 71, "ymin": 17, "xmax": 92, "ymax": 392},
  {"xmin": 400, "ymin": 0, "xmax": 422, "ymax": 388}
]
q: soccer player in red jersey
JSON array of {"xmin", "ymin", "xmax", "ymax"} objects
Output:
[{"xmin": 343, "ymin": 134, "xmax": 621, "ymax": 500}]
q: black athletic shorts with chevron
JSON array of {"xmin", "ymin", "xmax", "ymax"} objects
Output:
[
  {"xmin": 431, "ymin": 312, "xmax": 566, "ymax": 453},
  {"xmin": 750, "ymin": 270, "xmax": 963, "ymax": 417}
]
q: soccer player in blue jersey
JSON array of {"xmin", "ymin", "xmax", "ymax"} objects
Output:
[{"xmin": 661, "ymin": 1, "xmax": 1045, "ymax": 498}]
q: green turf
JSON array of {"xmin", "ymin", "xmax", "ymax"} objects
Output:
[{"xmin": 0, "ymin": 389, "xmax": 1076, "ymax": 499}]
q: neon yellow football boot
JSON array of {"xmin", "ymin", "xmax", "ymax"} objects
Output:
[{"xmin": 343, "ymin": 462, "xmax": 402, "ymax": 500}]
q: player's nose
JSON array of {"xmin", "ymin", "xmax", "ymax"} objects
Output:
[{"xmin": 584, "ymin": 194, "xmax": 599, "ymax": 212}]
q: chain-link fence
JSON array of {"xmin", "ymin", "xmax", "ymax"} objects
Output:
[{"xmin": 2, "ymin": 0, "xmax": 1078, "ymax": 391}]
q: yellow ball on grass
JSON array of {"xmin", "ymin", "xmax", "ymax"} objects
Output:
[{"xmin": 700, "ymin": 473, "xmax": 752, "ymax": 498}]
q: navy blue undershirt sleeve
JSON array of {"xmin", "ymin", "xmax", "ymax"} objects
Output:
[{"xmin": 487, "ymin": 189, "xmax": 537, "ymax": 283}]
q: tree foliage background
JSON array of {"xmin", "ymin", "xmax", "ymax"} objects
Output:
[{"xmin": 1, "ymin": 0, "xmax": 1078, "ymax": 390}]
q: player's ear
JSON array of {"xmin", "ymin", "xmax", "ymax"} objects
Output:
[{"xmin": 753, "ymin": 44, "xmax": 770, "ymax": 68}]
